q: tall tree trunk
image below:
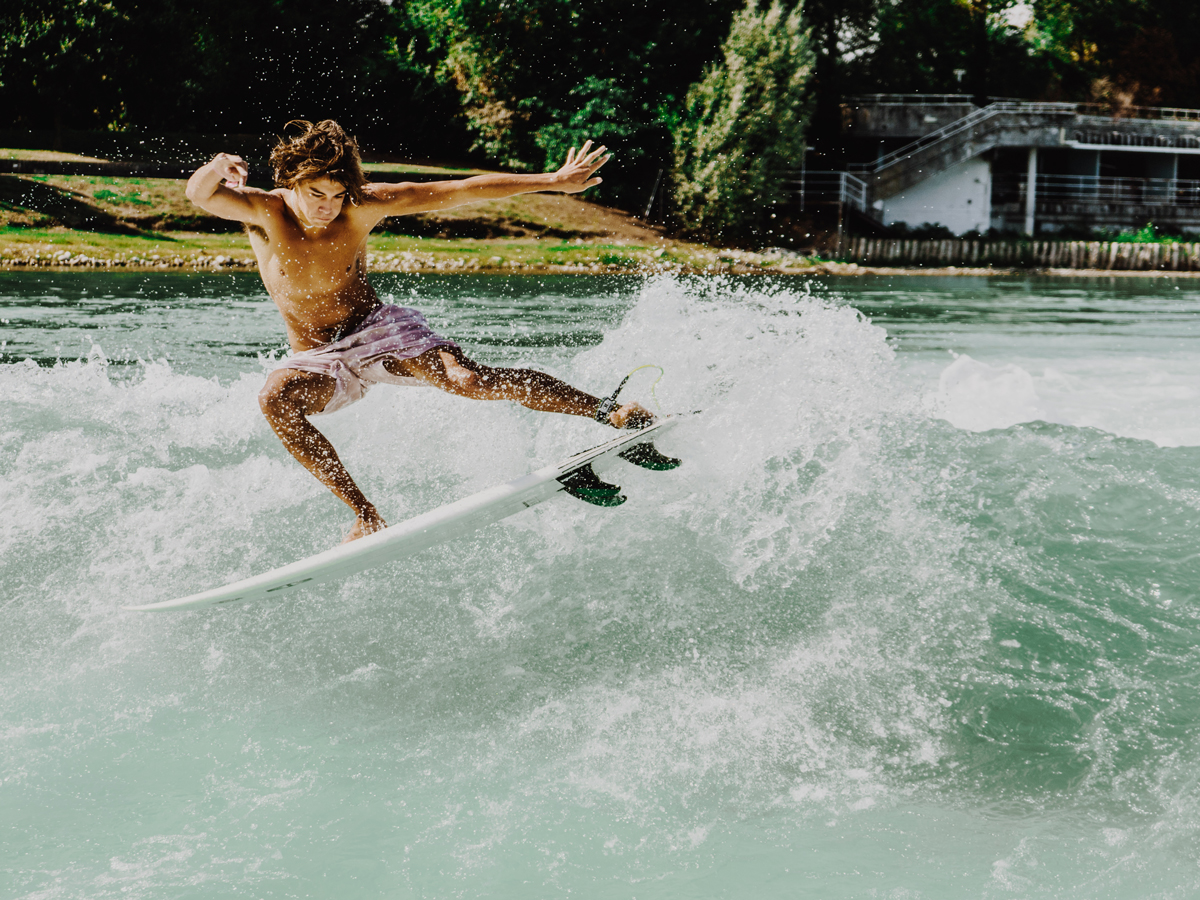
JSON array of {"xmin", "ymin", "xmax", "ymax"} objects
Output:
[
  {"xmin": 808, "ymin": 13, "xmax": 844, "ymax": 167},
  {"xmin": 970, "ymin": 0, "xmax": 990, "ymax": 106}
]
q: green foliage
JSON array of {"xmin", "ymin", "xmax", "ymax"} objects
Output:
[
  {"xmin": 0, "ymin": 0, "xmax": 466, "ymax": 158},
  {"xmin": 6, "ymin": 0, "xmax": 1200, "ymax": 230},
  {"xmin": 1032, "ymin": 0, "xmax": 1200, "ymax": 107},
  {"xmin": 405, "ymin": 0, "xmax": 743, "ymax": 206},
  {"xmin": 863, "ymin": 1, "xmax": 1033, "ymax": 96},
  {"xmin": 534, "ymin": 78, "xmax": 644, "ymax": 174},
  {"xmin": 824, "ymin": 0, "xmax": 1200, "ymax": 110},
  {"xmin": 0, "ymin": 0, "xmax": 130, "ymax": 134},
  {"xmin": 671, "ymin": 0, "xmax": 814, "ymax": 240},
  {"xmin": 1107, "ymin": 223, "xmax": 1184, "ymax": 244}
]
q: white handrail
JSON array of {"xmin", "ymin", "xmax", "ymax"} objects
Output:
[
  {"xmin": 846, "ymin": 93, "xmax": 975, "ymax": 106},
  {"xmin": 782, "ymin": 170, "xmax": 869, "ymax": 212},
  {"xmin": 996, "ymin": 173, "xmax": 1200, "ymax": 207},
  {"xmin": 846, "ymin": 94, "xmax": 1200, "ymax": 122},
  {"xmin": 854, "ymin": 100, "xmax": 1200, "ymax": 177},
  {"xmin": 860, "ymin": 102, "xmax": 1076, "ymax": 175}
]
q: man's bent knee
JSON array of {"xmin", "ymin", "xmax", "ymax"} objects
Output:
[
  {"xmin": 259, "ymin": 369, "xmax": 335, "ymax": 419},
  {"xmin": 437, "ymin": 349, "xmax": 494, "ymax": 394},
  {"xmin": 442, "ymin": 358, "xmax": 482, "ymax": 391}
]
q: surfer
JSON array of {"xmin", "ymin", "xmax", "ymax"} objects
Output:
[{"xmin": 186, "ymin": 119, "xmax": 652, "ymax": 542}]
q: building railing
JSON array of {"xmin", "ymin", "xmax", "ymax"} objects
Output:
[
  {"xmin": 846, "ymin": 93, "xmax": 979, "ymax": 106},
  {"xmin": 1068, "ymin": 129, "xmax": 1200, "ymax": 150},
  {"xmin": 781, "ymin": 170, "xmax": 869, "ymax": 213},
  {"xmin": 846, "ymin": 94, "xmax": 1200, "ymax": 122},
  {"xmin": 847, "ymin": 101, "xmax": 1200, "ymax": 179},
  {"xmin": 848, "ymin": 102, "xmax": 1078, "ymax": 175},
  {"xmin": 994, "ymin": 174, "xmax": 1200, "ymax": 208},
  {"xmin": 1074, "ymin": 103, "xmax": 1200, "ymax": 123}
]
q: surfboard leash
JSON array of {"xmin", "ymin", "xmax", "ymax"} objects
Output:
[{"xmin": 593, "ymin": 364, "xmax": 665, "ymax": 423}]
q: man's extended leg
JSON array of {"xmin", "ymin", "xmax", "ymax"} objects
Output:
[
  {"xmin": 259, "ymin": 368, "xmax": 386, "ymax": 541},
  {"xmin": 384, "ymin": 345, "xmax": 652, "ymax": 427}
]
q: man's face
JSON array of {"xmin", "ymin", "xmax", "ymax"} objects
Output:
[{"xmin": 293, "ymin": 177, "xmax": 347, "ymax": 226}]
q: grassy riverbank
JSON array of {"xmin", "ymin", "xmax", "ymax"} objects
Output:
[
  {"xmin": 0, "ymin": 154, "xmax": 831, "ymax": 274},
  {"xmin": 0, "ymin": 226, "xmax": 824, "ymax": 274}
]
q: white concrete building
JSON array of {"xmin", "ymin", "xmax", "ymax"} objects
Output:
[{"xmin": 797, "ymin": 96, "xmax": 1200, "ymax": 237}]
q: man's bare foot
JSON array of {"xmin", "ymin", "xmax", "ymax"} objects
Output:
[
  {"xmin": 342, "ymin": 508, "xmax": 387, "ymax": 543},
  {"xmin": 609, "ymin": 402, "xmax": 654, "ymax": 429}
]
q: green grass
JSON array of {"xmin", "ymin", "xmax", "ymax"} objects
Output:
[
  {"xmin": 0, "ymin": 161, "xmax": 817, "ymax": 273},
  {"xmin": 0, "ymin": 227, "xmax": 812, "ymax": 274},
  {"xmin": 600, "ymin": 252, "xmax": 640, "ymax": 267},
  {"xmin": 0, "ymin": 148, "xmax": 108, "ymax": 163},
  {"xmin": 93, "ymin": 189, "xmax": 152, "ymax": 205},
  {"xmin": 0, "ymin": 226, "xmax": 250, "ymax": 256}
]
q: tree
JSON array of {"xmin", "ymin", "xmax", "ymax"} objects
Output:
[
  {"xmin": 793, "ymin": 0, "xmax": 876, "ymax": 165},
  {"xmin": 0, "ymin": 0, "xmax": 130, "ymax": 142},
  {"xmin": 1032, "ymin": 0, "xmax": 1200, "ymax": 109},
  {"xmin": 0, "ymin": 0, "xmax": 467, "ymax": 159},
  {"xmin": 178, "ymin": 0, "xmax": 463, "ymax": 154},
  {"xmin": 670, "ymin": 0, "xmax": 814, "ymax": 240},
  {"xmin": 405, "ymin": 0, "xmax": 744, "ymax": 207}
]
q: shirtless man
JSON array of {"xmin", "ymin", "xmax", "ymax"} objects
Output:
[{"xmin": 186, "ymin": 119, "xmax": 651, "ymax": 542}]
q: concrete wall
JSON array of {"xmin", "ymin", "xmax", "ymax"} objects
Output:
[
  {"xmin": 881, "ymin": 156, "xmax": 992, "ymax": 234},
  {"xmin": 845, "ymin": 101, "xmax": 979, "ymax": 139}
]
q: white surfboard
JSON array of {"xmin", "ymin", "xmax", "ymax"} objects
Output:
[{"xmin": 124, "ymin": 417, "xmax": 679, "ymax": 612}]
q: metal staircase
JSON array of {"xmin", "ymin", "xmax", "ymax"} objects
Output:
[{"xmin": 850, "ymin": 102, "xmax": 1078, "ymax": 199}]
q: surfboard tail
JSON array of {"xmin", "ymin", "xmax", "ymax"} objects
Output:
[
  {"xmin": 558, "ymin": 464, "xmax": 626, "ymax": 506},
  {"xmin": 618, "ymin": 441, "xmax": 681, "ymax": 470}
]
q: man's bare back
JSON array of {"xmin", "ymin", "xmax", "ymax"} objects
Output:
[{"xmin": 186, "ymin": 121, "xmax": 650, "ymax": 543}]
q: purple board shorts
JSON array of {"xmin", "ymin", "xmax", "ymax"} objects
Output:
[{"xmin": 273, "ymin": 304, "xmax": 458, "ymax": 415}]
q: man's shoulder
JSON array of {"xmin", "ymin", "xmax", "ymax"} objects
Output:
[
  {"xmin": 349, "ymin": 182, "xmax": 421, "ymax": 225},
  {"xmin": 229, "ymin": 186, "xmax": 287, "ymax": 214}
]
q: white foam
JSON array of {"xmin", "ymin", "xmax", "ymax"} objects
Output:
[
  {"xmin": 9, "ymin": 274, "xmax": 1181, "ymax": 897},
  {"xmin": 923, "ymin": 351, "xmax": 1200, "ymax": 446}
]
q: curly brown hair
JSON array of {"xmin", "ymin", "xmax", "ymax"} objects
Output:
[{"xmin": 269, "ymin": 120, "xmax": 367, "ymax": 204}]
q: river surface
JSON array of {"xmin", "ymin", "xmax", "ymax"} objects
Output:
[{"xmin": 4, "ymin": 271, "xmax": 1200, "ymax": 898}]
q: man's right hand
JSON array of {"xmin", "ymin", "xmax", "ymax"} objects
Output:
[
  {"xmin": 187, "ymin": 153, "xmax": 264, "ymax": 219},
  {"xmin": 211, "ymin": 153, "xmax": 248, "ymax": 188}
]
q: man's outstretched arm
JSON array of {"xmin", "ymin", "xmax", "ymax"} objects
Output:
[
  {"xmin": 186, "ymin": 153, "xmax": 269, "ymax": 223},
  {"xmin": 364, "ymin": 141, "xmax": 610, "ymax": 221}
]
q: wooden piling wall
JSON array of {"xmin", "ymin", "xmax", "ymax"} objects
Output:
[{"xmin": 840, "ymin": 239, "xmax": 1200, "ymax": 271}]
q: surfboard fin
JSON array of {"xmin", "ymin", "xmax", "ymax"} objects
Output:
[
  {"xmin": 558, "ymin": 464, "xmax": 626, "ymax": 506},
  {"xmin": 618, "ymin": 441, "xmax": 681, "ymax": 471}
]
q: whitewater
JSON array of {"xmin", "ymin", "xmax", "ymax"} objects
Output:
[{"xmin": 4, "ymin": 270, "xmax": 1200, "ymax": 898}]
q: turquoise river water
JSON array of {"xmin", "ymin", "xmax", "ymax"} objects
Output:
[{"xmin": 4, "ymin": 271, "xmax": 1200, "ymax": 898}]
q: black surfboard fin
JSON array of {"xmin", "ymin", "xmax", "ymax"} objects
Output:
[
  {"xmin": 558, "ymin": 464, "xmax": 626, "ymax": 506},
  {"xmin": 618, "ymin": 441, "xmax": 681, "ymax": 471}
]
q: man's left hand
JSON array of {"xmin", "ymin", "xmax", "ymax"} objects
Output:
[{"xmin": 554, "ymin": 141, "xmax": 610, "ymax": 193}]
